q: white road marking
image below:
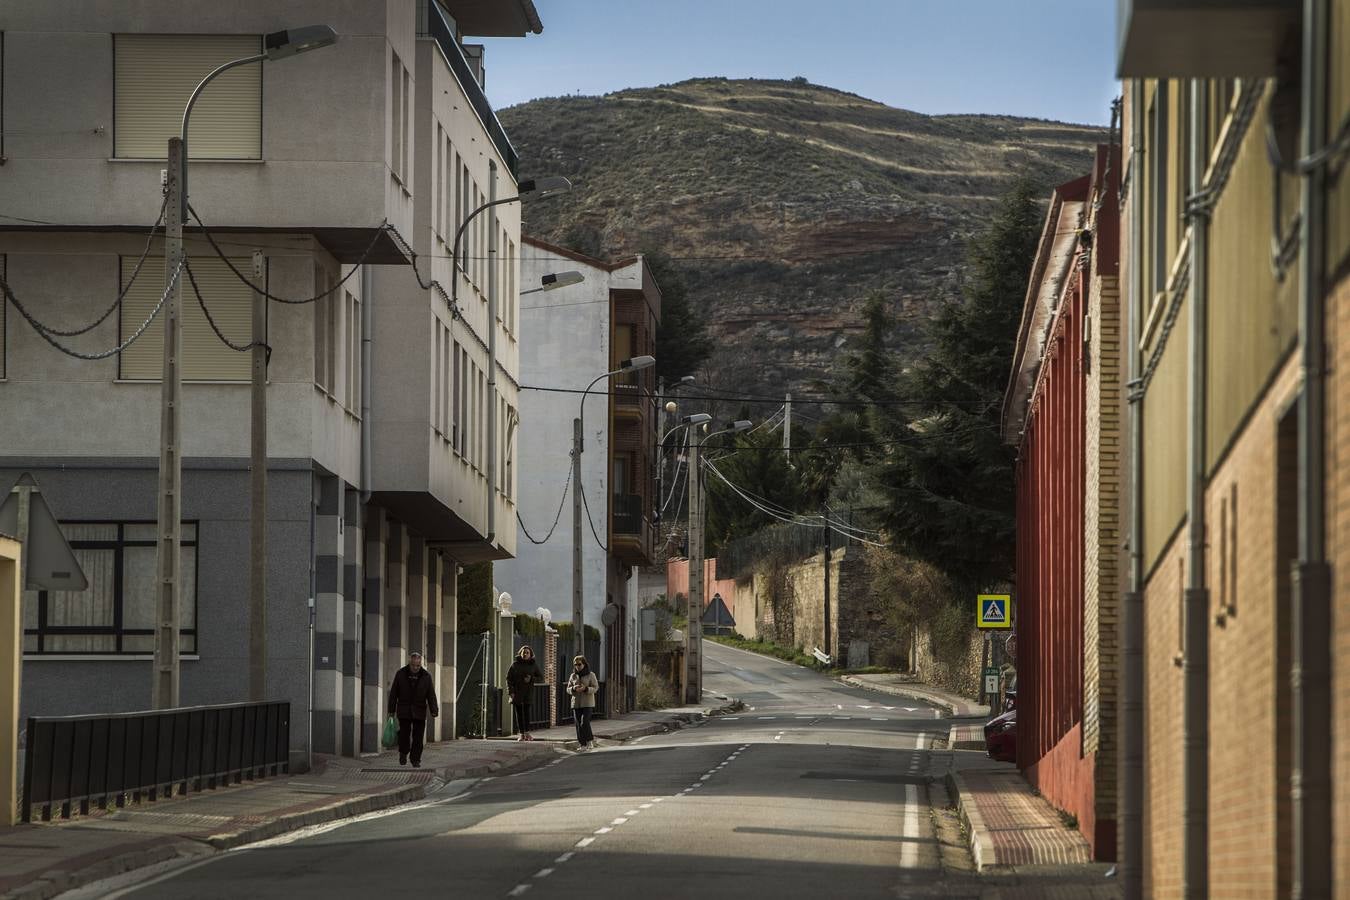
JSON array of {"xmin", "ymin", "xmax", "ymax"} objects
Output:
[
  {"xmin": 653, "ymin": 798, "xmax": 665, "ymax": 803},
  {"xmin": 903, "ymin": 707, "xmax": 919, "ymax": 712},
  {"xmin": 611, "ymin": 818, "xmax": 628, "ymax": 825},
  {"xmin": 870, "ymin": 717, "xmax": 886, "ymax": 721},
  {"xmin": 555, "ymin": 853, "xmax": 574, "ymax": 863},
  {"xmin": 534, "ymin": 869, "xmax": 555, "ymax": 879},
  {"xmin": 917, "ymin": 732, "xmax": 929, "ymax": 751},
  {"xmin": 758, "ymin": 716, "xmax": 777, "ymax": 720},
  {"xmin": 723, "ymin": 717, "xmax": 741, "ymax": 721},
  {"xmin": 509, "ymin": 885, "xmax": 532, "ymax": 897},
  {"xmin": 640, "ymin": 803, "xmax": 653, "ymax": 809},
  {"xmin": 836, "ymin": 704, "xmax": 843, "ymax": 709},
  {"xmin": 796, "ymin": 716, "xmax": 813, "ymax": 719},
  {"xmin": 576, "ymin": 836, "xmax": 597, "ymax": 848},
  {"xmin": 625, "ymin": 809, "xmax": 640, "ymax": 816},
  {"xmin": 858, "ymin": 705, "xmax": 873, "ymax": 710},
  {"xmin": 700, "ymin": 774, "xmax": 712, "ymax": 780},
  {"xmin": 900, "ymin": 782, "xmax": 920, "ymax": 868}
]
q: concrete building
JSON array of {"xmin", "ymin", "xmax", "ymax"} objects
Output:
[
  {"xmin": 0, "ymin": 0, "xmax": 544, "ymax": 765},
  {"xmin": 1115, "ymin": 1, "xmax": 1350, "ymax": 896},
  {"xmin": 1003, "ymin": 146, "xmax": 1122, "ymax": 861},
  {"xmin": 494, "ymin": 237, "xmax": 661, "ymax": 716}
]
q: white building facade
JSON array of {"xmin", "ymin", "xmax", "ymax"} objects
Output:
[{"xmin": 0, "ymin": 0, "xmax": 543, "ymax": 763}]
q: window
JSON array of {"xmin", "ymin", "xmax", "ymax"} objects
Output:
[
  {"xmin": 453, "ymin": 341, "xmax": 463, "ymax": 453},
  {"xmin": 435, "ymin": 125, "xmax": 444, "ymax": 241},
  {"xmin": 313, "ymin": 264, "xmax": 330, "ymax": 391},
  {"xmin": 401, "ymin": 66, "xmax": 411, "ymax": 184},
  {"xmin": 1150, "ymin": 82, "xmax": 1170, "ymax": 297},
  {"xmin": 114, "ymin": 34, "xmax": 262, "ymax": 159},
  {"xmin": 347, "ymin": 289, "xmax": 361, "ymax": 412},
  {"xmin": 614, "ymin": 323, "xmax": 636, "ymax": 384},
  {"xmin": 391, "ymin": 52, "xmax": 404, "ymax": 182},
  {"xmin": 120, "ymin": 255, "xmax": 252, "ymax": 382},
  {"xmin": 23, "ymin": 522, "xmax": 198, "ymax": 655}
]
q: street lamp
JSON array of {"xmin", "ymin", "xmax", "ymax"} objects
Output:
[
  {"xmin": 153, "ymin": 24, "xmax": 338, "ymax": 710},
  {"xmin": 683, "ymin": 417, "xmax": 752, "ymax": 703},
  {"xmin": 448, "ymin": 173, "xmax": 571, "ymax": 550},
  {"xmin": 520, "ymin": 270, "xmax": 584, "ymax": 296},
  {"xmin": 572, "ymin": 355, "xmax": 657, "ymax": 661}
]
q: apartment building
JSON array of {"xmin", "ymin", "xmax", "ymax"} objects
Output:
[
  {"xmin": 1115, "ymin": 1, "xmax": 1349, "ymax": 896},
  {"xmin": 0, "ymin": 0, "xmax": 543, "ymax": 764},
  {"xmin": 494, "ymin": 236, "xmax": 661, "ymax": 717},
  {"xmin": 1003, "ymin": 146, "xmax": 1122, "ymax": 861}
]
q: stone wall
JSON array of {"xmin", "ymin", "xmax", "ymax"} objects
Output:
[{"xmin": 912, "ymin": 623, "xmax": 984, "ymax": 698}]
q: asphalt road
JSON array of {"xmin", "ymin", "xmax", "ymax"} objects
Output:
[{"xmin": 99, "ymin": 642, "xmax": 950, "ymax": 899}]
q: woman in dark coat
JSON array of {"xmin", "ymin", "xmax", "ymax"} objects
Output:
[{"xmin": 506, "ymin": 646, "xmax": 544, "ymax": 741}]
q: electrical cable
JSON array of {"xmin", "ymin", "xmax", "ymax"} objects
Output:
[
  {"xmin": 520, "ymin": 382, "xmax": 999, "ymax": 409},
  {"xmin": 578, "ymin": 478, "xmax": 608, "ymax": 552},
  {"xmin": 702, "ymin": 457, "xmax": 887, "ymax": 547},
  {"xmin": 1, "ymin": 260, "xmax": 183, "ymax": 360},
  {"xmin": 183, "ymin": 257, "xmax": 270, "ymax": 358},
  {"xmin": 517, "ymin": 463, "xmax": 573, "ymax": 545},
  {"xmin": 703, "ymin": 455, "xmax": 882, "ymax": 536},
  {"xmin": 189, "ymin": 204, "xmax": 384, "ymax": 304},
  {"xmin": 660, "ymin": 455, "xmax": 687, "ymax": 517}
]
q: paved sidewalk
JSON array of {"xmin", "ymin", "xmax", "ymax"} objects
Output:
[
  {"xmin": 0, "ymin": 698, "xmax": 737, "ymax": 900},
  {"xmin": 840, "ymin": 673, "xmax": 991, "ymax": 718}
]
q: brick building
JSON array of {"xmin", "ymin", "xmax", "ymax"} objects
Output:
[
  {"xmin": 1114, "ymin": 2, "xmax": 1350, "ymax": 896},
  {"xmin": 1003, "ymin": 146, "xmax": 1122, "ymax": 861}
]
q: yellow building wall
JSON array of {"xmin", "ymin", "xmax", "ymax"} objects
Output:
[{"xmin": 1142, "ymin": 291, "xmax": 1189, "ymax": 570}]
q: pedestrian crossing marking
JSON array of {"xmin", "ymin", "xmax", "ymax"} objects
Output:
[{"xmin": 977, "ymin": 593, "xmax": 1013, "ymax": 629}]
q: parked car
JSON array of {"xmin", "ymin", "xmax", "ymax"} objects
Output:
[{"xmin": 984, "ymin": 708, "xmax": 1016, "ymax": 763}]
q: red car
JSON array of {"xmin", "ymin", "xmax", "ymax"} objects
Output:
[{"xmin": 984, "ymin": 708, "xmax": 1016, "ymax": 763}]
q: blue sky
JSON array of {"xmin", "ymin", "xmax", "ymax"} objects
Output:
[{"xmin": 480, "ymin": 1, "xmax": 1119, "ymax": 125}]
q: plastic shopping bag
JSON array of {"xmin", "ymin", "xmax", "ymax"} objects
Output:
[{"xmin": 382, "ymin": 716, "xmax": 399, "ymax": 749}]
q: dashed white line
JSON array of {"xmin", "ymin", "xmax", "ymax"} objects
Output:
[
  {"xmin": 900, "ymin": 782, "xmax": 920, "ymax": 868},
  {"xmin": 595, "ymin": 827, "xmax": 613, "ymax": 834},
  {"xmin": 555, "ymin": 853, "xmax": 574, "ymax": 864},
  {"xmin": 625, "ymin": 809, "xmax": 641, "ymax": 816},
  {"xmin": 700, "ymin": 774, "xmax": 712, "ymax": 780},
  {"xmin": 509, "ymin": 886, "xmax": 532, "ymax": 897},
  {"xmin": 534, "ymin": 869, "xmax": 555, "ymax": 879},
  {"xmin": 652, "ymin": 798, "xmax": 665, "ymax": 803},
  {"xmin": 611, "ymin": 818, "xmax": 628, "ymax": 825},
  {"xmin": 871, "ymin": 717, "xmax": 887, "ymax": 721},
  {"xmin": 640, "ymin": 803, "xmax": 653, "ymax": 809}
]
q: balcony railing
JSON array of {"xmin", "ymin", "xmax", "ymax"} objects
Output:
[{"xmin": 421, "ymin": 1, "xmax": 520, "ymax": 177}]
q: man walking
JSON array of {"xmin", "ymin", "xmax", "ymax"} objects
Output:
[{"xmin": 388, "ymin": 651, "xmax": 438, "ymax": 767}]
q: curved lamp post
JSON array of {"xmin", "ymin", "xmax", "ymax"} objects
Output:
[
  {"xmin": 154, "ymin": 25, "xmax": 338, "ymax": 710},
  {"xmin": 572, "ymin": 355, "xmax": 656, "ymax": 661}
]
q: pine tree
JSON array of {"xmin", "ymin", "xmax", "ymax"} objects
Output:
[
  {"xmin": 644, "ymin": 250, "xmax": 712, "ymax": 382},
  {"xmin": 873, "ymin": 177, "xmax": 1043, "ymax": 591}
]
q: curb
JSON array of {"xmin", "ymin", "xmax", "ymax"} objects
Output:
[
  {"xmin": 1, "ymin": 840, "xmax": 211, "ymax": 900},
  {"xmin": 839, "ymin": 676, "xmax": 987, "ymax": 718},
  {"xmin": 947, "ymin": 723, "xmax": 987, "ymax": 752},
  {"xmin": 946, "ymin": 769, "xmax": 998, "ymax": 871},
  {"xmin": 206, "ymin": 782, "xmax": 429, "ymax": 850}
]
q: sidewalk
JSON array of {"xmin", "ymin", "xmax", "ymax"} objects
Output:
[
  {"xmin": 840, "ymin": 673, "xmax": 991, "ymax": 718},
  {"xmin": 0, "ymin": 698, "xmax": 737, "ymax": 900}
]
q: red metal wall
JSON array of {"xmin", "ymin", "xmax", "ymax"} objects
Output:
[{"xmin": 1015, "ymin": 266, "xmax": 1103, "ymax": 855}]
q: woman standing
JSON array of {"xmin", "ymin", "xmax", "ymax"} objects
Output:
[
  {"xmin": 566, "ymin": 655, "xmax": 600, "ymax": 751},
  {"xmin": 506, "ymin": 645, "xmax": 544, "ymax": 741}
]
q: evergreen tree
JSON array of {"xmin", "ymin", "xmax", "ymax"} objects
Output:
[
  {"xmin": 644, "ymin": 250, "xmax": 712, "ymax": 382},
  {"xmin": 873, "ymin": 177, "xmax": 1043, "ymax": 591}
]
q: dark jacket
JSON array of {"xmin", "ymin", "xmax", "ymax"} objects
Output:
[
  {"xmin": 506, "ymin": 657, "xmax": 544, "ymax": 702},
  {"xmin": 388, "ymin": 665, "xmax": 438, "ymax": 720}
]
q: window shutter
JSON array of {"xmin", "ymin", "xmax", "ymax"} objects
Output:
[
  {"xmin": 1, "ymin": 255, "xmax": 6, "ymax": 379},
  {"xmin": 120, "ymin": 256, "xmax": 253, "ymax": 381},
  {"xmin": 115, "ymin": 34, "xmax": 262, "ymax": 159}
]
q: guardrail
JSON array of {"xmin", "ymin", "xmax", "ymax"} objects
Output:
[{"xmin": 23, "ymin": 701, "xmax": 289, "ymax": 822}]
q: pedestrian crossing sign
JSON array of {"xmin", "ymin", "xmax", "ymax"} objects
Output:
[{"xmin": 977, "ymin": 594, "xmax": 1012, "ymax": 629}]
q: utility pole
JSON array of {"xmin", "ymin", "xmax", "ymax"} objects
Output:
[
  {"xmin": 249, "ymin": 250, "xmax": 267, "ymax": 702},
  {"xmin": 684, "ymin": 426, "xmax": 704, "ymax": 703},
  {"xmin": 153, "ymin": 137, "xmax": 185, "ymax": 710},
  {"xmin": 784, "ymin": 392, "xmax": 792, "ymax": 462},
  {"xmin": 571, "ymin": 416, "xmax": 584, "ymax": 661}
]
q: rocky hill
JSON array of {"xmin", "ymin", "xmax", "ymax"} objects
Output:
[{"xmin": 499, "ymin": 78, "xmax": 1104, "ymax": 401}]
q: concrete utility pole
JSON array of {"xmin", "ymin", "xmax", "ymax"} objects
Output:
[
  {"xmin": 571, "ymin": 416, "xmax": 585, "ymax": 661},
  {"xmin": 153, "ymin": 137, "xmax": 185, "ymax": 710},
  {"xmin": 784, "ymin": 392, "xmax": 792, "ymax": 462},
  {"xmin": 684, "ymin": 427, "xmax": 704, "ymax": 703},
  {"xmin": 249, "ymin": 250, "xmax": 267, "ymax": 702}
]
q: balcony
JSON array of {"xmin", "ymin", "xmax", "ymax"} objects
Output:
[
  {"xmin": 1117, "ymin": 0, "xmax": 1298, "ymax": 78},
  {"xmin": 611, "ymin": 493, "xmax": 654, "ymax": 566},
  {"xmin": 421, "ymin": 1, "xmax": 520, "ymax": 176}
]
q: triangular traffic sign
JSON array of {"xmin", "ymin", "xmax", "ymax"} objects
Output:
[
  {"xmin": 983, "ymin": 599, "xmax": 1005, "ymax": 622},
  {"xmin": 0, "ymin": 474, "xmax": 89, "ymax": 592}
]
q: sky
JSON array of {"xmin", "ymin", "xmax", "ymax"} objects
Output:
[{"xmin": 480, "ymin": 1, "xmax": 1119, "ymax": 125}]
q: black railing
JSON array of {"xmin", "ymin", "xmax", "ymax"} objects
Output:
[
  {"xmin": 424, "ymin": 1, "xmax": 520, "ymax": 177},
  {"xmin": 612, "ymin": 493, "xmax": 643, "ymax": 536},
  {"xmin": 23, "ymin": 701, "xmax": 289, "ymax": 822}
]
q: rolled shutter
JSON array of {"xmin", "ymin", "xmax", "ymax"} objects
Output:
[
  {"xmin": 115, "ymin": 34, "xmax": 262, "ymax": 159},
  {"xmin": 120, "ymin": 256, "xmax": 253, "ymax": 382}
]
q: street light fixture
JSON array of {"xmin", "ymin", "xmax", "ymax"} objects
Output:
[
  {"xmin": 571, "ymin": 355, "xmax": 657, "ymax": 661},
  {"xmin": 520, "ymin": 270, "xmax": 584, "ymax": 296},
  {"xmin": 154, "ymin": 24, "xmax": 337, "ymax": 711},
  {"xmin": 682, "ymin": 416, "xmax": 752, "ymax": 703}
]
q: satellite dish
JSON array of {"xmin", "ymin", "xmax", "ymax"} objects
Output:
[{"xmin": 600, "ymin": 604, "xmax": 620, "ymax": 627}]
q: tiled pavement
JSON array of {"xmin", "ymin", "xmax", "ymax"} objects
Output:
[{"xmin": 949, "ymin": 767, "xmax": 1092, "ymax": 869}]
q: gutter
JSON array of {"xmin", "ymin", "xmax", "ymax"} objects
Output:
[
  {"xmin": 1120, "ymin": 79, "xmax": 1145, "ymax": 900},
  {"xmin": 360, "ymin": 266, "xmax": 373, "ymax": 503},
  {"xmin": 485, "ymin": 160, "xmax": 499, "ymax": 546},
  {"xmin": 1182, "ymin": 79, "xmax": 1210, "ymax": 900},
  {"xmin": 1292, "ymin": 0, "xmax": 1333, "ymax": 894}
]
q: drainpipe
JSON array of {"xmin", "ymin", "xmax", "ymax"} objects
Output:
[
  {"xmin": 360, "ymin": 266, "xmax": 373, "ymax": 503},
  {"xmin": 485, "ymin": 160, "xmax": 499, "ymax": 546},
  {"xmin": 1182, "ymin": 79, "xmax": 1210, "ymax": 900},
  {"xmin": 1120, "ymin": 78, "xmax": 1145, "ymax": 900},
  {"xmin": 1292, "ymin": 1, "xmax": 1332, "ymax": 895}
]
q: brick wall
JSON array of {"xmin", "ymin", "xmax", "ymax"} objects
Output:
[
  {"xmin": 1329, "ymin": 271, "xmax": 1350, "ymax": 896},
  {"xmin": 1143, "ymin": 534, "xmax": 1186, "ymax": 899}
]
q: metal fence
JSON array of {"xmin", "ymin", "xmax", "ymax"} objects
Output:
[{"xmin": 23, "ymin": 701, "xmax": 289, "ymax": 822}]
